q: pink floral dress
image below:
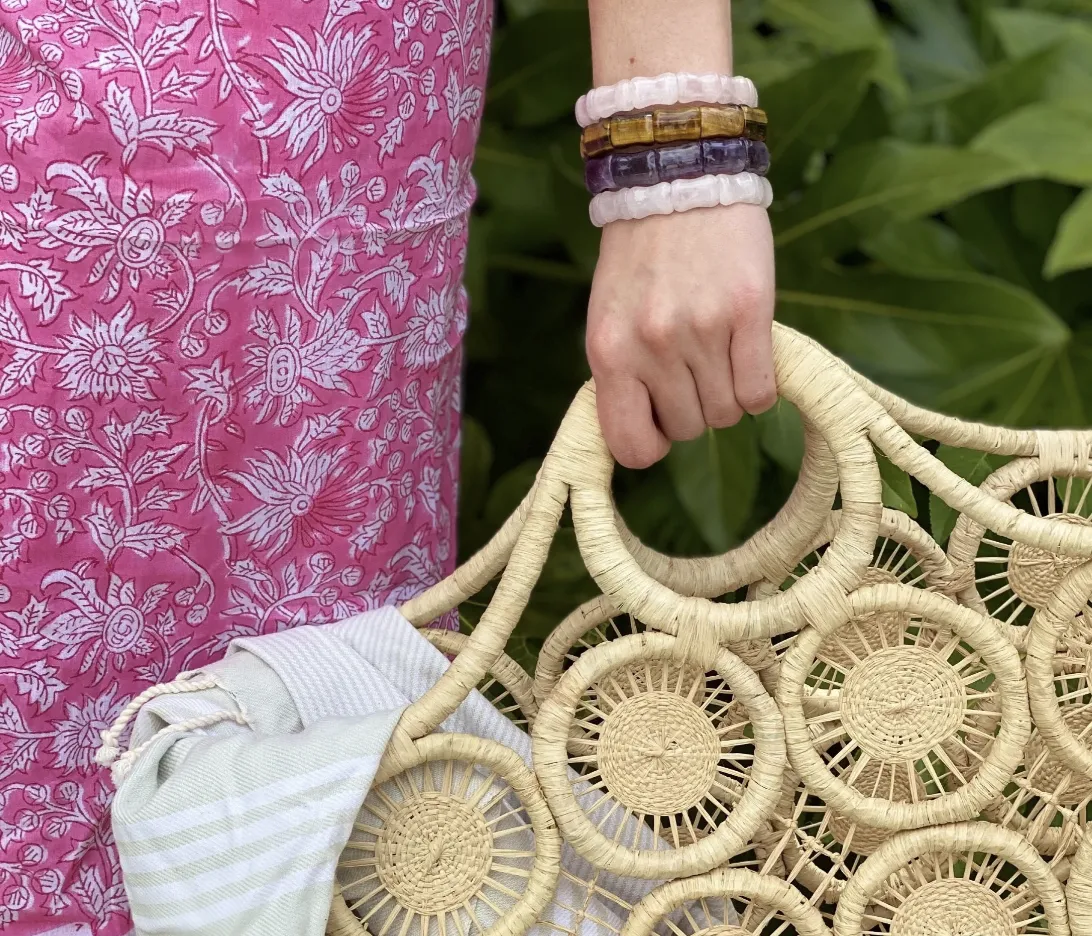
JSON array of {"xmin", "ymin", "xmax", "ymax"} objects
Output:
[{"xmin": 0, "ymin": 0, "xmax": 490, "ymax": 931}]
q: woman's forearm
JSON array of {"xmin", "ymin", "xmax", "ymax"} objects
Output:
[{"xmin": 588, "ymin": 0, "xmax": 733, "ymax": 87}]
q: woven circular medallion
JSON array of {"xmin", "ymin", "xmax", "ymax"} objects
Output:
[
  {"xmin": 533, "ymin": 632, "xmax": 785, "ymax": 879},
  {"xmin": 890, "ymin": 878, "xmax": 1015, "ymax": 936},
  {"xmin": 1008, "ymin": 515, "xmax": 1092, "ymax": 609},
  {"xmin": 375, "ymin": 793, "xmax": 492, "ymax": 913},
  {"xmin": 334, "ymin": 733, "xmax": 560, "ymax": 936},
  {"xmin": 599, "ymin": 691, "xmax": 719, "ymax": 814},
  {"xmin": 947, "ymin": 458, "xmax": 1092, "ymax": 648},
  {"xmin": 834, "ymin": 822, "xmax": 1069, "ymax": 936},
  {"xmin": 778, "ymin": 584, "xmax": 1028, "ymax": 831},
  {"xmin": 840, "ymin": 645, "xmax": 964, "ymax": 761}
]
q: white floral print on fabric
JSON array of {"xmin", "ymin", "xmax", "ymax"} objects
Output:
[{"xmin": 0, "ymin": 0, "xmax": 491, "ymax": 932}]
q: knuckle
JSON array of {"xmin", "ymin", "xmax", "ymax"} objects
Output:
[
  {"xmin": 585, "ymin": 322, "xmax": 627, "ymax": 374},
  {"xmin": 705, "ymin": 401, "xmax": 744, "ymax": 428},
  {"xmin": 737, "ymin": 382, "xmax": 777, "ymax": 414},
  {"xmin": 636, "ymin": 308, "xmax": 677, "ymax": 351},
  {"xmin": 730, "ymin": 277, "xmax": 772, "ymax": 317}
]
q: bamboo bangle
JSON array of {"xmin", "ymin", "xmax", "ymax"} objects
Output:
[{"xmin": 581, "ymin": 105, "xmax": 767, "ymax": 159}]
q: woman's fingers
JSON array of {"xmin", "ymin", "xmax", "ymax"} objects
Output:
[
  {"xmin": 729, "ymin": 317, "xmax": 777, "ymax": 414},
  {"xmin": 596, "ymin": 374, "xmax": 670, "ymax": 470}
]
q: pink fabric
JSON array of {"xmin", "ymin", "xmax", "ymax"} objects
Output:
[{"xmin": 0, "ymin": 0, "xmax": 491, "ymax": 931}]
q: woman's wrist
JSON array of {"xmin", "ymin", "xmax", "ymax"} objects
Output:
[{"xmin": 588, "ymin": 0, "xmax": 733, "ymax": 86}]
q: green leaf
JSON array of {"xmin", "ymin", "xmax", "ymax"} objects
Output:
[
  {"xmin": 928, "ymin": 445, "xmax": 1004, "ymax": 544},
  {"xmin": 484, "ymin": 460, "xmax": 540, "ymax": 530},
  {"xmin": 862, "ymin": 218, "xmax": 977, "ymax": 276},
  {"xmin": 760, "ymin": 49, "xmax": 875, "ymax": 192},
  {"xmin": 765, "ymin": 0, "xmax": 906, "ymax": 97},
  {"xmin": 972, "ymin": 103, "xmax": 1092, "ymax": 186},
  {"xmin": 666, "ymin": 419, "xmax": 760, "ymax": 553},
  {"xmin": 928, "ymin": 46, "xmax": 1061, "ymax": 145},
  {"xmin": 773, "ymin": 140, "xmax": 1026, "ymax": 256},
  {"xmin": 488, "ymin": 11, "xmax": 591, "ymax": 127},
  {"xmin": 459, "ymin": 416, "xmax": 493, "ymax": 522},
  {"xmin": 502, "ymin": 0, "xmax": 585, "ymax": 20},
  {"xmin": 887, "ymin": 0, "xmax": 985, "ymax": 92},
  {"xmin": 473, "ymin": 124, "xmax": 555, "ymax": 216},
  {"xmin": 755, "ymin": 401, "xmax": 805, "ymax": 474},
  {"xmin": 876, "ymin": 450, "xmax": 918, "ymax": 517},
  {"xmin": 1045, "ymin": 187, "xmax": 1092, "ymax": 278},
  {"xmin": 776, "ymin": 267, "xmax": 1070, "ymax": 424}
]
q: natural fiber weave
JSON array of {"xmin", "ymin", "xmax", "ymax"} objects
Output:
[{"xmin": 327, "ymin": 323, "xmax": 1092, "ymax": 935}]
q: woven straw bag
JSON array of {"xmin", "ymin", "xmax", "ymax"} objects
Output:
[{"xmin": 327, "ymin": 323, "xmax": 1092, "ymax": 936}]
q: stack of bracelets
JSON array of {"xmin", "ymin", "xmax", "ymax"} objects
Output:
[{"xmin": 576, "ymin": 72, "xmax": 772, "ymax": 227}]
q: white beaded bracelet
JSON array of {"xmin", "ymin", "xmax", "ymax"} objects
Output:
[
  {"xmin": 575, "ymin": 73, "xmax": 758, "ymax": 127},
  {"xmin": 588, "ymin": 172, "xmax": 772, "ymax": 227}
]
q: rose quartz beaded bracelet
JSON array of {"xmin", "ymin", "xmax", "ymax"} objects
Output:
[
  {"xmin": 575, "ymin": 73, "xmax": 758, "ymax": 127},
  {"xmin": 588, "ymin": 172, "xmax": 772, "ymax": 227}
]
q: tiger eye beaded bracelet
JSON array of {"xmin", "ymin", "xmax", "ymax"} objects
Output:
[{"xmin": 580, "ymin": 104, "xmax": 767, "ymax": 159}]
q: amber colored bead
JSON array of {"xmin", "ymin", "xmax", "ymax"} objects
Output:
[
  {"xmin": 609, "ymin": 112, "xmax": 655, "ymax": 148},
  {"xmin": 743, "ymin": 106, "xmax": 768, "ymax": 142},
  {"xmin": 653, "ymin": 107, "xmax": 702, "ymax": 144},
  {"xmin": 698, "ymin": 105, "xmax": 746, "ymax": 139},
  {"xmin": 581, "ymin": 122, "xmax": 612, "ymax": 159}
]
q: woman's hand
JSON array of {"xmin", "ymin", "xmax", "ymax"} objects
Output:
[{"xmin": 586, "ymin": 201, "xmax": 777, "ymax": 469}]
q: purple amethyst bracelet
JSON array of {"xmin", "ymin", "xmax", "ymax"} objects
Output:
[{"xmin": 584, "ymin": 138, "xmax": 770, "ymax": 195}]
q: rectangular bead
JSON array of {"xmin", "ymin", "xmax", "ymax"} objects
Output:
[
  {"xmin": 653, "ymin": 107, "xmax": 702, "ymax": 144},
  {"xmin": 743, "ymin": 106, "xmax": 768, "ymax": 142},
  {"xmin": 609, "ymin": 149, "xmax": 658, "ymax": 188},
  {"xmin": 748, "ymin": 140, "xmax": 770, "ymax": 176},
  {"xmin": 699, "ymin": 105, "xmax": 745, "ymax": 139},
  {"xmin": 609, "ymin": 112, "xmax": 654, "ymax": 148},
  {"xmin": 701, "ymin": 137, "xmax": 748, "ymax": 175},
  {"xmin": 581, "ymin": 123, "xmax": 612, "ymax": 159},
  {"xmin": 584, "ymin": 155, "xmax": 615, "ymax": 195},
  {"xmin": 656, "ymin": 141, "xmax": 704, "ymax": 183}
]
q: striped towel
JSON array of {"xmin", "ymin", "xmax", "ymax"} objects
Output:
[{"xmin": 110, "ymin": 607, "xmax": 677, "ymax": 936}]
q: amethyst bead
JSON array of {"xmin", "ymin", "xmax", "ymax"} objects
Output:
[
  {"xmin": 748, "ymin": 140, "xmax": 770, "ymax": 176},
  {"xmin": 609, "ymin": 148, "xmax": 658, "ymax": 190},
  {"xmin": 584, "ymin": 156, "xmax": 615, "ymax": 196},
  {"xmin": 655, "ymin": 141, "xmax": 704, "ymax": 183},
  {"xmin": 701, "ymin": 137, "xmax": 748, "ymax": 175}
]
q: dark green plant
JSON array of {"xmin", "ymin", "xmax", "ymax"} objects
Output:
[{"xmin": 461, "ymin": 0, "xmax": 1092, "ymax": 670}]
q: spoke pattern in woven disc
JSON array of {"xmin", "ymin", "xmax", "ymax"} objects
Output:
[
  {"xmin": 570, "ymin": 661, "xmax": 756, "ymax": 852},
  {"xmin": 970, "ymin": 477, "xmax": 1092, "ymax": 635},
  {"xmin": 536, "ymin": 863, "xmax": 635, "ymax": 936},
  {"xmin": 772, "ymin": 762, "xmax": 924, "ymax": 908},
  {"xmin": 338, "ymin": 758, "xmax": 537, "ymax": 936},
  {"xmin": 805, "ymin": 613, "xmax": 1001, "ymax": 804},
  {"xmin": 859, "ymin": 850, "xmax": 1050, "ymax": 935},
  {"xmin": 986, "ymin": 722, "xmax": 1092, "ymax": 855},
  {"xmin": 650, "ymin": 892, "xmax": 798, "ymax": 936},
  {"xmin": 770, "ymin": 530, "xmax": 937, "ymax": 674}
]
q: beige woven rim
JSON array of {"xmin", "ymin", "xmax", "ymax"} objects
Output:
[
  {"xmin": 1025, "ymin": 559, "xmax": 1092, "ymax": 777},
  {"xmin": 330, "ymin": 731, "xmax": 561, "ymax": 936},
  {"xmin": 1069, "ymin": 829, "xmax": 1092, "ymax": 935},
  {"xmin": 777, "ymin": 582, "xmax": 1030, "ymax": 829},
  {"xmin": 833, "ymin": 822, "xmax": 1070, "ymax": 935},
  {"xmin": 421, "ymin": 627, "xmax": 539, "ymax": 729},
  {"xmin": 532, "ymin": 631, "xmax": 785, "ymax": 879},
  {"xmin": 949, "ymin": 457, "xmax": 1092, "ymax": 649},
  {"xmin": 622, "ymin": 867, "xmax": 831, "ymax": 936}
]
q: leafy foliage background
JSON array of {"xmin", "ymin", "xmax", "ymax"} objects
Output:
[{"xmin": 459, "ymin": 0, "xmax": 1092, "ymax": 669}]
